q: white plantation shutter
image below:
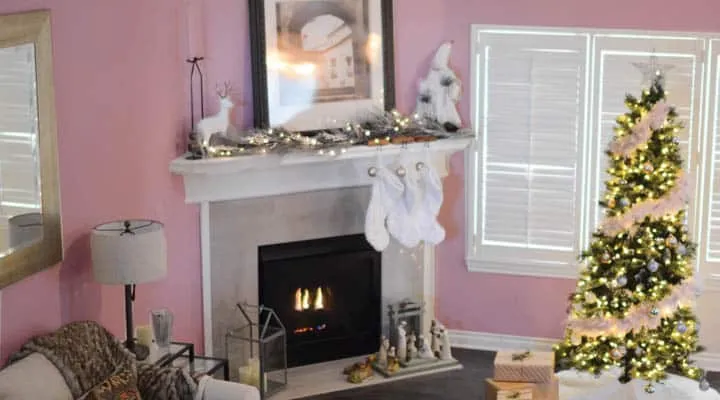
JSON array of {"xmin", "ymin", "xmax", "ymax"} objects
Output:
[
  {"xmin": 0, "ymin": 44, "xmax": 41, "ymax": 245},
  {"xmin": 589, "ymin": 35, "xmax": 706, "ymax": 228},
  {"xmin": 698, "ymin": 40, "xmax": 720, "ymax": 284},
  {"xmin": 468, "ymin": 29, "xmax": 590, "ymax": 277}
]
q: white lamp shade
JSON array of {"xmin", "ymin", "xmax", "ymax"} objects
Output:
[
  {"xmin": 91, "ymin": 220, "xmax": 167, "ymax": 285},
  {"xmin": 8, "ymin": 212, "xmax": 43, "ymax": 248}
]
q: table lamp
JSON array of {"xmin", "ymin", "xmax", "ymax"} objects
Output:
[{"xmin": 91, "ymin": 220, "xmax": 167, "ymax": 359}]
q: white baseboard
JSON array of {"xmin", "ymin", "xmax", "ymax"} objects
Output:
[
  {"xmin": 449, "ymin": 329, "xmax": 557, "ymax": 352},
  {"xmin": 449, "ymin": 329, "xmax": 720, "ymax": 372}
]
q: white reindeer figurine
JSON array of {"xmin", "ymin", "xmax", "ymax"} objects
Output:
[{"xmin": 196, "ymin": 81, "xmax": 234, "ymax": 151}]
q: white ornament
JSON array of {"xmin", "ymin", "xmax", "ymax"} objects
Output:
[
  {"xmin": 196, "ymin": 81, "xmax": 234, "ymax": 149},
  {"xmin": 396, "ymin": 322, "xmax": 408, "ymax": 361},
  {"xmin": 414, "ymin": 42, "xmax": 462, "ymax": 131}
]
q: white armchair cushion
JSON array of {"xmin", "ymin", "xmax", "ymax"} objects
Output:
[
  {"xmin": 0, "ymin": 353, "xmax": 73, "ymax": 400},
  {"xmin": 196, "ymin": 375, "xmax": 260, "ymax": 400}
]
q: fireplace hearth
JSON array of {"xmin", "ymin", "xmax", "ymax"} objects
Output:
[{"xmin": 259, "ymin": 234, "xmax": 381, "ymax": 367}]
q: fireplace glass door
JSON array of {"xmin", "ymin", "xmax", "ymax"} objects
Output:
[{"xmin": 259, "ymin": 234, "xmax": 381, "ymax": 367}]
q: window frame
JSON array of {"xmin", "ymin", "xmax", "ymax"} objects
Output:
[{"xmin": 467, "ymin": 25, "xmax": 720, "ymax": 281}]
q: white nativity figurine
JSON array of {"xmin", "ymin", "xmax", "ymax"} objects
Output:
[
  {"xmin": 396, "ymin": 321, "xmax": 408, "ymax": 362},
  {"xmin": 195, "ymin": 81, "xmax": 234, "ymax": 152},
  {"xmin": 414, "ymin": 41, "xmax": 462, "ymax": 131},
  {"xmin": 378, "ymin": 336, "xmax": 389, "ymax": 365},
  {"xmin": 418, "ymin": 334, "xmax": 435, "ymax": 359},
  {"xmin": 407, "ymin": 333, "xmax": 418, "ymax": 361},
  {"xmin": 430, "ymin": 320, "xmax": 441, "ymax": 355},
  {"xmin": 435, "ymin": 325, "xmax": 453, "ymax": 361}
]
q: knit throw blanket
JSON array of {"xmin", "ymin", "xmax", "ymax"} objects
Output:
[{"xmin": 8, "ymin": 321, "xmax": 197, "ymax": 400}]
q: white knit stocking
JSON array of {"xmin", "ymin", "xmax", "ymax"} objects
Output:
[
  {"xmin": 417, "ymin": 161, "xmax": 445, "ymax": 244},
  {"xmin": 388, "ymin": 165, "xmax": 422, "ymax": 248},
  {"xmin": 365, "ymin": 165, "xmax": 403, "ymax": 251}
]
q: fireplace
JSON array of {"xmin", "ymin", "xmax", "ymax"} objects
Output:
[{"xmin": 258, "ymin": 234, "xmax": 381, "ymax": 367}]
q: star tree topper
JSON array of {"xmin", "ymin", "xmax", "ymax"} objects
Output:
[{"xmin": 632, "ymin": 53, "xmax": 675, "ymax": 86}]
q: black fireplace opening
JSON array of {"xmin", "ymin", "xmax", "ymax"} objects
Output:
[{"xmin": 259, "ymin": 234, "xmax": 381, "ymax": 368}]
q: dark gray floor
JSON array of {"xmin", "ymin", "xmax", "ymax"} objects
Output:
[{"xmin": 300, "ymin": 349, "xmax": 720, "ymax": 400}]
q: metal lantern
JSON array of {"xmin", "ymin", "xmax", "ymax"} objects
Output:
[
  {"xmin": 387, "ymin": 299, "xmax": 425, "ymax": 346},
  {"xmin": 226, "ymin": 303, "xmax": 287, "ymax": 398}
]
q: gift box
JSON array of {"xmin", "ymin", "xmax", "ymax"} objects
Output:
[
  {"xmin": 494, "ymin": 350, "xmax": 555, "ymax": 383},
  {"xmin": 486, "ymin": 377, "xmax": 559, "ymax": 400}
]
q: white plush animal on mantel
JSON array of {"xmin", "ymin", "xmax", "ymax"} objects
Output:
[
  {"xmin": 196, "ymin": 81, "xmax": 234, "ymax": 150},
  {"xmin": 414, "ymin": 42, "xmax": 462, "ymax": 131}
]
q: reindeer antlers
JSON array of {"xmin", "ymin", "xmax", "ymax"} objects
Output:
[{"xmin": 216, "ymin": 81, "xmax": 232, "ymax": 98}]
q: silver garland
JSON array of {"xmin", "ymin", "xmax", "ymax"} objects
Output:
[{"xmin": 193, "ymin": 109, "xmax": 468, "ymax": 159}]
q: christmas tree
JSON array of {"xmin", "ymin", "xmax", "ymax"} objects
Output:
[{"xmin": 554, "ymin": 73, "xmax": 705, "ymax": 393}]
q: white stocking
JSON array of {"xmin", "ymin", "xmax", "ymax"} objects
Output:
[
  {"xmin": 388, "ymin": 165, "xmax": 421, "ymax": 248},
  {"xmin": 365, "ymin": 164, "xmax": 404, "ymax": 251},
  {"xmin": 417, "ymin": 160, "xmax": 445, "ymax": 245}
]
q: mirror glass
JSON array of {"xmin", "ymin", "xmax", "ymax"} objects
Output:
[{"xmin": 0, "ymin": 43, "xmax": 42, "ymax": 255}]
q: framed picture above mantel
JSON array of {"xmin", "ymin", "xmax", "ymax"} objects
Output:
[{"xmin": 249, "ymin": 0, "xmax": 396, "ymax": 133}]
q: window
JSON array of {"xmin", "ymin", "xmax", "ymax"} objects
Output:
[{"xmin": 468, "ymin": 26, "xmax": 719, "ymax": 281}]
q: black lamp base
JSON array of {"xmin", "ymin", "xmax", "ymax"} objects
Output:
[{"xmin": 126, "ymin": 340, "xmax": 150, "ymax": 361}]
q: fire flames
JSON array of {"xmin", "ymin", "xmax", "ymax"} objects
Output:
[{"xmin": 294, "ymin": 287, "xmax": 326, "ymax": 312}]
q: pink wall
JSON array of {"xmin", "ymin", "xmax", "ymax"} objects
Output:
[
  {"xmin": 0, "ymin": 0, "xmax": 202, "ymax": 357},
  {"xmin": 3, "ymin": 0, "xmax": 720, "ymax": 359}
]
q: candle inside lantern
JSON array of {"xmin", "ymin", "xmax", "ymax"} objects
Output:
[{"xmin": 238, "ymin": 358, "xmax": 267, "ymax": 392}]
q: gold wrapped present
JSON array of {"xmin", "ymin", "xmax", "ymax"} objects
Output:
[
  {"xmin": 494, "ymin": 350, "xmax": 555, "ymax": 383},
  {"xmin": 486, "ymin": 377, "xmax": 559, "ymax": 400}
]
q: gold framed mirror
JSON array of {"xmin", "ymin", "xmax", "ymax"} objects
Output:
[{"xmin": 0, "ymin": 10, "xmax": 62, "ymax": 288}]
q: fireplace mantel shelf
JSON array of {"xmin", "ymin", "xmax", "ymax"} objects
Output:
[{"xmin": 170, "ymin": 137, "xmax": 473, "ymax": 203}]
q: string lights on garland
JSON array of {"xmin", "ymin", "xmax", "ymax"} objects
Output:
[
  {"xmin": 190, "ymin": 109, "xmax": 470, "ymax": 159},
  {"xmin": 554, "ymin": 73, "xmax": 707, "ymax": 393}
]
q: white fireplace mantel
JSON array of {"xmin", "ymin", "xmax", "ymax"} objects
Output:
[
  {"xmin": 170, "ymin": 138, "xmax": 473, "ymax": 203},
  {"xmin": 170, "ymin": 137, "xmax": 473, "ymax": 360}
]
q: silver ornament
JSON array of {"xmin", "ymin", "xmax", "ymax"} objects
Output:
[
  {"xmin": 677, "ymin": 322, "xmax": 688, "ymax": 334},
  {"xmin": 620, "ymin": 197, "xmax": 631, "ymax": 207},
  {"xmin": 700, "ymin": 378, "xmax": 710, "ymax": 391},
  {"xmin": 610, "ymin": 348, "xmax": 623, "ymax": 360},
  {"xmin": 648, "ymin": 259, "xmax": 660, "ymax": 273},
  {"xmin": 678, "ymin": 244, "xmax": 687, "ymax": 255},
  {"xmin": 644, "ymin": 384, "xmax": 656, "ymax": 394},
  {"xmin": 666, "ymin": 234, "xmax": 678, "ymax": 247},
  {"xmin": 643, "ymin": 162, "xmax": 654, "ymax": 173},
  {"xmin": 396, "ymin": 166, "xmax": 407, "ymax": 177},
  {"xmin": 650, "ymin": 307, "xmax": 660, "ymax": 316},
  {"xmin": 617, "ymin": 276, "xmax": 628, "ymax": 287}
]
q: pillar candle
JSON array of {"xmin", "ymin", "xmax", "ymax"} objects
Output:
[
  {"xmin": 136, "ymin": 325, "xmax": 153, "ymax": 347},
  {"xmin": 185, "ymin": 0, "xmax": 205, "ymax": 57}
]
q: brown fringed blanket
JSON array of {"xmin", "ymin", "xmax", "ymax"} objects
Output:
[{"xmin": 8, "ymin": 321, "xmax": 198, "ymax": 400}]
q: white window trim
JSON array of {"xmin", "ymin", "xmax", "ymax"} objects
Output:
[{"xmin": 466, "ymin": 25, "xmax": 720, "ymax": 281}]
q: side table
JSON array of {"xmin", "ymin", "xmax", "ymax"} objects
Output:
[{"xmin": 145, "ymin": 342, "xmax": 230, "ymax": 381}]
